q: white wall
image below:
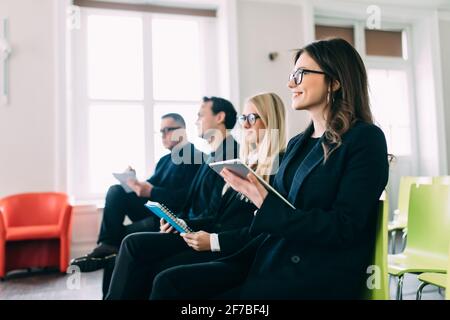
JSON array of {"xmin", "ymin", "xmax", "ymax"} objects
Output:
[
  {"xmin": 0, "ymin": 0, "xmax": 96, "ymax": 259},
  {"xmin": 439, "ymin": 17, "xmax": 450, "ymax": 172},
  {"xmin": 236, "ymin": 0, "xmax": 311, "ymax": 139},
  {"xmin": 0, "ymin": 0, "xmax": 58, "ymax": 197}
]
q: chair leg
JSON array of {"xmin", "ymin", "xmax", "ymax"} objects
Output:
[
  {"xmin": 388, "ymin": 274, "xmax": 392, "ymax": 289},
  {"xmin": 401, "ymin": 231, "xmax": 407, "ymax": 252},
  {"xmin": 396, "ymin": 274, "xmax": 404, "ymax": 300},
  {"xmin": 416, "ymin": 282, "xmax": 428, "ymax": 300},
  {"xmin": 390, "ymin": 230, "xmax": 397, "ymax": 254}
]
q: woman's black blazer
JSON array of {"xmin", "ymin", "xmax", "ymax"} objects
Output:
[{"xmin": 224, "ymin": 121, "xmax": 389, "ymax": 299}]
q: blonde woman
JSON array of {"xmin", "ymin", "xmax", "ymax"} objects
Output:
[
  {"xmin": 106, "ymin": 92, "xmax": 286, "ymax": 299},
  {"xmin": 239, "ymin": 92, "xmax": 286, "ymax": 182}
]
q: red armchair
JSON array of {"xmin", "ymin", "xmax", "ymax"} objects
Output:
[{"xmin": 0, "ymin": 192, "xmax": 73, "ymax": 279}]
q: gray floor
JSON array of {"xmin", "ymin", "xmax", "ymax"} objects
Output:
[
  {"xmin": 0, "ymin": 267, "xmax": 445, "ymax": 300},
  {"xmin": 0, "ymin": 268, "xmax": 103, "ymax": 300},
  {"xmin": 389, "ymin": 273, "xmax": 445, "ymax": 300}
]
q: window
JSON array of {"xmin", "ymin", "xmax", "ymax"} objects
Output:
[
  {"xmin": 315, "ymin": 24, "xmax": 355, "ymax": 46},
  {"xmin": 365, "ymin": 29, "xmax": 404, "ymax": 58},
  {"xmin": 364, "ymin": 31, "xmax": 412, "ymax": 157},
  {"xmin": 88, "ymin": 104, "xmax": 146, "ymax": 193},
  {"xmin": 152, "ymin": 18, "xmax": 202, "ymax": 101},
  {"xmin": 71, "ymin": 8, "xmax": 218, "ymax": 199},
  {"xmin": 85, "ymin": 14, "xmax": 145, "ymax": 194},
  {"xmin": 87, "ymin": 15, "xmax": 144, "ymax": 100},
  {"xmin": 368, "ymin": 69, "xmax": 411, "ymax": 156},
  {"xmin": 150, "ymin": 17, "xmax": 210, "ymax": 163}
]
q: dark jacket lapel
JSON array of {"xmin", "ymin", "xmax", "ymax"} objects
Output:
[
  {"xmin": 273, "ymin": 124, "xmax": 314, "ymax": 196},
  {"xmin": 286, "ymin": 137, "xmax": 325, "ymax": 204},
  {"xmin": 283, "ymin": 123, "xmax": 338, "ymax": 205}
]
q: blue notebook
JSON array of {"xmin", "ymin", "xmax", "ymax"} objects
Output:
[{"xmin": 144, "ymin": 201, "xmax": 192, "ymax": 233}]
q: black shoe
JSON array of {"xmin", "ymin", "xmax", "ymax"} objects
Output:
[{"xmin": 70, "ymin": 243, "xmax": 118, "ymax": 272}]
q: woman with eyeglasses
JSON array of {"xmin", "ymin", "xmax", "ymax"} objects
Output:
[
  {"xmin": 105, "ymin": 92, "xmax": 286, "ymax": 299},
  {"xmin": 149, "ymin": 38, "xmax": 389, "ymax": 300}
]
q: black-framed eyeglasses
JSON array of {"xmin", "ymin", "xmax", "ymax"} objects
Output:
[
  {"xmin": 160, "ymin": 126, "xmax": 182, "ymax": 136},
  {"xmin": 289, "ymin": 68, "xmax": 327, "ymax": 85},
  {"xmin": 237, "ymin": 113, "xmax": 261, "ymax": 126}
]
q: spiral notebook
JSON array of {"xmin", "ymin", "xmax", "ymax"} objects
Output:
[{"xmin": 144, "ymin": 201, "xmax": 193, "ymax": 233}]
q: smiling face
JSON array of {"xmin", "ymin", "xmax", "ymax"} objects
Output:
[
  {"xmin": 241, "ymin": 101, "xmax": 266, "ymax": 145},
  {"xmin": 287, "ymin": 52, "xmax": 329, "ymax": 113}
]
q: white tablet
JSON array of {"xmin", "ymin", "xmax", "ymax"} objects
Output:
[
  {"xmin": 209, "ymin": 159, "xmax": 253, "ymax": 180},
  {"xmin": 209, "ymin": 159, "xmax": 296, "ymax": 210}
]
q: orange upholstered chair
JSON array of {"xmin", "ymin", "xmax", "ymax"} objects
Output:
[{"xmin": 0, "ymin": 192, "xmax": 73, "ymax": 279}]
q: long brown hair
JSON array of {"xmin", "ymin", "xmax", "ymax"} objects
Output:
[{"xmin": 295, "ymin": 38, "xmax": 373, "ymax": 161}]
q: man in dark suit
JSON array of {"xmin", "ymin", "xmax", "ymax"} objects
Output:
[
  {"xmin": 176, "ymin": 96, "xmax": 239, "ymax": 222},
  {"xmin": 102, "ymin": 96, "xmax": 239, "ymax": 296},
  {"xmin": 70, "ymin": 113, "xmax": 203, "ymax": 272}
]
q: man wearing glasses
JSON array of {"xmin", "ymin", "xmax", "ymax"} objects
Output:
[
  {"xmin": 70, "ymin": 113, "xmax": 203, "ymax": 272},
  {"xmin": 73, "ymin": 97, "xmax": 239, "ymax": 298}
]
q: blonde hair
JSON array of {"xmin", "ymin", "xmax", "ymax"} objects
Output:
[
  {"xmin": 243, "ymin": 92, "xmax": 287, "ymax": 183},
  {"xmin": 222, "ymin": 93, "xmax": 286, "ymax": 195}
]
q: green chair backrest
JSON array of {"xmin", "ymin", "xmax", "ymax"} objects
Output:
[
  {"xmin": 406, "ymin": 184, "xmax": 450, "ymax": 258},
  {"xmin": 363, "ymin": 196, "xmax": 389, "ymax": 300},
  {"xmin": 396, "ymin": 176, "xmax": 432, "ymax": 221}
]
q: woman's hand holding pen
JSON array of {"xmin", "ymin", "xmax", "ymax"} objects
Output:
[{"xmin": 220, "ymin": 168, "xmax": 268, "ymax": 209}]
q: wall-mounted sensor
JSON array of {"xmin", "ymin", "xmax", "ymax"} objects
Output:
[{"xmin": 268, "ymin": 52, "xmax": 278, "ymax": 61}]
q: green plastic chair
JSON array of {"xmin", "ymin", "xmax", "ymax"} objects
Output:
[
  {"xmin": 388, "ymin": 184, "xmax": 450, "ymax": 300},
  {"xmin": 363, "ymin": 195, "xmax": 389, "ymax": 300},
  {"xmin": 415, "ymin": 177, "xmax": 450, "ymax": 299},
  {"xmin": 415, "ymin": 176, "xmax": 450, "ymax": 296},
  {"xmin": 389, "ymin": 176, "xmax": 432, "ymax": 253},
  {"xmin": 416, "ymin": 243, "xmax": 449, "ymax": 300}
]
